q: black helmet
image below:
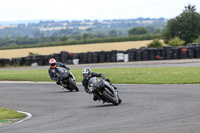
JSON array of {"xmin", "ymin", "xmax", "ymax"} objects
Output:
[{"xmin": 82, "ymin": 67, "xmax": 91, "ymax": 79}]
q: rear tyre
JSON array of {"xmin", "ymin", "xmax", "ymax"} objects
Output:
[
  {"xmin": 102, "ymin": 90, "xmax": 119, "ymax": 105},
  {"xmin": 68, "ymin": 79, "xmax": 79, "ymax": 92}
]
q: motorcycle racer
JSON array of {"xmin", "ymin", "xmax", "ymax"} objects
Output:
[
  {"xmin": 82, "ymin": 67, "xmax": 118, "ymax": 101},
  {"xmin": 48, "ymin": 58, "xmax": 76, "ymax": 88}
]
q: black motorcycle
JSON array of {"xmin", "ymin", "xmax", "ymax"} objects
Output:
[
  {"xmin": 88, "ymin": 77, "xmax": 122, "ymax": 105},
  {"xmin": 57, "ymin": 67, "xmax": 79, "ymax": 92}
]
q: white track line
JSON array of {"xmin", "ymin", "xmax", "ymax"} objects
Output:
[{"xmin": 15, "ymin": 111, "xmax": 32, "ymax": 124}]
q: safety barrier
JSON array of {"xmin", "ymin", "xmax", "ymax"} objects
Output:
[{"xmin": 1, "ymin": 43, "xmax": 200, "ymax": 67}]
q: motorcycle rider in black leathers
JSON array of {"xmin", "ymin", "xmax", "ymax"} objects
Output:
[
  {"xmin": 82, "ymin": 67, "xmax": 118, "ymax": 101},
  {"xmin": 48, "ymin": 58, "xmax": 75, "ymax": 88}
]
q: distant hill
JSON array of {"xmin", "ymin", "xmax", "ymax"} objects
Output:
[
  {"xmin": 0, "ymin": 17, "xmax": 167, "ymax": 38},
  {"xmin": 0, "ymin": 18, "xmax": 166, "ymax": 48}
]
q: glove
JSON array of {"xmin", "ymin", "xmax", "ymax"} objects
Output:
[{"xmin": 105, "ymin": 78, "xmax": 110, "ymax": 83}]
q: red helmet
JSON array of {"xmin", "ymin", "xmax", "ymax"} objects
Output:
[{"xmin": 49, "ymin": 58, "xmax": 56, "ymax": 68}]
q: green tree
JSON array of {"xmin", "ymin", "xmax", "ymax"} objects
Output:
[
  {"xmin": 128, "ymin": 27, "xmax": 149, "ymax": 36},
  {"xmin": 109, "ymin": 30, "xmax": 117, "ymax": 37},
  {"xmin": 59, "ymin": 36, "xmax": 68, "ymax": 42},
  {"xmin": 193, "ymin": 36, "xmax": 200, "ymax": 43},
  {"xmin": 82, "ymin": 33, "xmax": 89, "ymax": 42},
  {"xmin": 163, "ymin": 5, "xmax": 200, "ymax": 44},
  {"xmin": 168, "ymin": 37, "xmax": 185, "ymax": 47},
  {"xmin": 147, "ymin": 39, "xmax": 163, "ymax": 48}
]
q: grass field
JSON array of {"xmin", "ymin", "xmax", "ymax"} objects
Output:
[
  {"xmin": 0, "ymin": 107, "xmax": 25, "ymax": 124},
  {"xmin": 0, "ymin": 67, "xmax": 200, "ymax": 84},
  {"xmin": 0, "ymin": 40, "xmax": 153, "ymax": 59}
]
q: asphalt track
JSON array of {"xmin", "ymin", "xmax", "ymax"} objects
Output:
[
  {"xmin": 1, "ymin": 83, "xmax": 200, "ymax": 133},
  {"xmin": 1, "ymin": 59, "xmax": 200, "ymax": 133}
]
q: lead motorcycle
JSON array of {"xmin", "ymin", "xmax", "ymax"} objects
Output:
[
  {"xmin": 88, "ymin": 77, "xmax": 122, "ymax": 105},
  {"xmin": 56, "ymin": 67, "xmax": 79, "ymax": 92}
]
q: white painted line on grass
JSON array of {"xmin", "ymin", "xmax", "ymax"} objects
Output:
[{"xmin": 15, "ymin": 111, "xmax": 32, "ymax": 124}]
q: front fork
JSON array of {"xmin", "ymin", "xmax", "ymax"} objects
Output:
[{"xmin": 103, "ymin": 81, "xmax": 119, "ymax": 101}]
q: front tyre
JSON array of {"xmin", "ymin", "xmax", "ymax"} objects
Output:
[
  {"xmin": 68, "ymin": 79, "xmax": 79, "ymax": 92},
  {"xmin": 117, "ymin": 94, "xmax": 122, "ymax": 104},
  {"xmin": 102, "ymin": 90, "xmax": 119, "ymax": 105}
]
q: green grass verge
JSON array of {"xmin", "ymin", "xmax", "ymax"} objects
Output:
[
  {"xmin": 0, "ymin": 107, "xmax": 25, "ymax": 123},
  {"xmin": 0, "ymin": 67, "xmax": 200, "ymax": 84}
]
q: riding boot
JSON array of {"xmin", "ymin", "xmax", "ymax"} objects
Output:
[{"xmin": 93, "ymin": 95, "xmax": 99, "ymax": 101}]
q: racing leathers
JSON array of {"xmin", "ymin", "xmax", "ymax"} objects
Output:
[
  {"xmin": 82, "ymin": 72, "xmax": 117, "ymax": 101},
  {"xmin": 48, "ymin": 62, "xmax": 75, "ymax": 86}
]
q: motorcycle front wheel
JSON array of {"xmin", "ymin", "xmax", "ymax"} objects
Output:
[
  {"xmin": 68, "ymin": 78, "xmax": 79, "ymax": 92},
  {"xmin": 102, "ymin": 90, "xmax": 119, "ymax": 105}
]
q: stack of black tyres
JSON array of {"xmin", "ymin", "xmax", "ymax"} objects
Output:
[
  {"xmin": 172, "ymin": 48, "xmax": 179, "ymax": 59},
  {"xmin": 30, "ymin": 56, "xmax": 37, "ymax": 64},
  {"xmin": 11, "ymin": 58, "xmax": 21, "ymax": 66},
  {"xmin": 78, "ymin": 53, "xmax": 84, "ymax": 64},
  {"xmin": 44, "ymin": 55, "xmax": 50, "ymax": 65},
  {"xmin": 36, "ymin": 55, "xmax": 45, "ymax": 66},
  {"xmin": 82, "ymin": 53, "xmax": 88, "ymax": 64},
  {"xmin": 67, "ymin": 53, "xmax": 74, "ymax": 64},
  {"xmin": 111, "ymin": 50, "xmax": 117, "ymax": 62},
  {"xmin": 20, "ymin": 57, "xmax": 26, "ymax": 66},
  {"xmin": 105, "ymin": 51, "xmax": 111, "ymax": 62},
  {"xmin": 136, "ymin": 49, "xmax": 142, "ymax": 61},
  {"xmin": 188, "ymin": 46, "xmax": 195, "ymax": 58},
  {"xmin": 195, "ymin": 46, "xmax": 200, "ymax": 58},
  {"xmin": 141, "ymin": 48, "xmax": 149, "ymax": 61},
  {"xmin": 155, "ymin": 48, "xmax": 163, "ymax": 60},
  {"xmin": 163, "ymin": 46, "xmax": 173, "ymax": 59},
  {"xmin": 92, "ymin": 52, "xmax": 99, "ymax": 63},
  {"xmin": 87, "ymin": 52, "xmax": 93, "ymax": 63},
  {"xmin": 0, "ymin": 59, "xmax": 10, "ymax": 66},
  {"xmin": 60, "ymin": 51, "xmax": 69, "ymax": 63},
  {"xmin": 127, "ymin": 49, "xmax": 136, "ymax": 61},
  {"xmin": 73, "ymin": 53, "xmax": 79, "ymax": 59},
  {"xmin": 179, "ymin": 47, "xmax": 188, "ymax": 59},
  {"xmin": 99, "ymin": 51, "xmax": 106, "ymax": 63},
  {"xmin": 52, "ymin": 53, "xmax": 61, "ymax": 62},
  {"xmin": 149, "ymin": 48, "xmax": 155, "ymax": 60},
  {"xmin": 25, "ymin": 57, "xmax": 32, "ymax": 66}
]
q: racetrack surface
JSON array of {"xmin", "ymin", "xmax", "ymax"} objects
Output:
[{"xmin": 1, "ymin": 83, "xmax": 200, "ymax": 133}]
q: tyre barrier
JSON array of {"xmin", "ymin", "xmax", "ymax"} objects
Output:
[
  {"xmin": 1, "ymin": 43, "xmax": 200, "ymax": 67},
  {"xmin": 60, "ymin": 51, "xmax": 68, "ymax": 63},
  {"xmin": 0, "ymin": 59, "xmax": 10, "ymax": 66}
]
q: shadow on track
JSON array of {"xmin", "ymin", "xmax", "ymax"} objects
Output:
[
  {"xmin": 51, "ymin": 91, "xmax": 75, "ymax": 93},
  {"xmin": 85, "ymin": 104, "xmax": 119, "ymax": 108}
]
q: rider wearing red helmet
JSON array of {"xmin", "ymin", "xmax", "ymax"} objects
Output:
[{"xmin": 48, "ymin": 58, "xmax": 75, "ymax": 87}]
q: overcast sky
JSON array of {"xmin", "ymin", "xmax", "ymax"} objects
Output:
[{"xmin": 0, "ymin": 0, "xmax": 199, "ymax": 21}]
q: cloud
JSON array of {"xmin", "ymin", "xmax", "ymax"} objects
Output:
[{"xmin": 0, "ymin": 0, "xmax": 199, "ymax": 21}]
